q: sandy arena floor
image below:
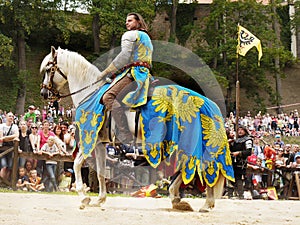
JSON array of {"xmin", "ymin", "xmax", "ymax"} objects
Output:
[{"xmin": 0, "ymin": 192, "xmax": 299, "ymax": 225}]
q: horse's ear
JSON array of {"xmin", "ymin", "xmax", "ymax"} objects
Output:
[{"xmin": 51, "ymin": 46, "xmax": 56, "ymax": 58}]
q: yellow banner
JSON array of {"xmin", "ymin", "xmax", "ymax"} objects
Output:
[{"xmin": 237, "ymin": 25, "xmax": 262, "ymax": 63}]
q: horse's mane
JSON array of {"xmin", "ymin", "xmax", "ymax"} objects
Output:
[{"xmin": 40, "ymin": 48, "xmax": 106, "ymax": 84}]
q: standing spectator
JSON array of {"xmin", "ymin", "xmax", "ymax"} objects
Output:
[
  {"xmin": 71, "ymin": 105, "xmax": 76, "ymax": 122},
  {"xmin": 29, "ymin": 123, "xmax": 39, "ymax": 153},
  {"xmin": 46, "ymin": 112, "xmax": 54, "ymax": 124},
  {"xmin": 253, "ymin": 136, "xmax": 265, "ymax": 160},
  {"xmin": 35, "ymin": 107, "xmax": 41, "ymax": 122},
  {"xmin": 66, "ymin": 107, "xmax": 72, "ymax": 120},
  {"xmin": 26, "ymin": 118, "xmax": 33, "ymax": 135},
  {"xmin": 53, "ymin": 100, "xmax": 59, "ymax": 118},
  {"xmin": 18, "ymin": 121, "xmax": 31, "ymax": 167},
  {"xmin": 228, "ymin": 125, "xmax": 253, "ymax": 199},
  {"xmin": 1, "ymin": 111, "xmax": 7, "ymax": 123},
  {"xmin": 274, "ymin": 134, "xmax": 284, "ymax": 148},
  {"xmin": 0, "ymin": 112, "xmax": 19, "ymax": 180},
  {"xmin": 41, "ymin": 136, "xmax": 60, "ymax": 192},
  {"xmin": 42, "ymin": 106, "xmax": 47, "ymax": 121},
  {"xmin": 36, "ymin": 120, "xmax": 55, "ymax": 179},
  {"xmin": 60, "ymin": 122, "xmax": 71, "ymax": 147},
  {"xmin": 24, "ymin": 105, "xmax": 37, "ymax": 123},
  {"xmin": 271, "ymin": 115, "xmax": 278, "ymax": 131},
  {"xmin": 53, "ymin": 124, "xmax": 68, "ymax": 155},
  {"xmin": 291, "ymin": 152, "xmax": 300, "ymax": 168},
  {"xmin": 59, "ymin": 104, "xmax": 64, "ymax": 117}
]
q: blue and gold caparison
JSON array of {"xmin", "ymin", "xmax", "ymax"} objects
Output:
[
  {"xmin": 140, "ymin": 85, "xmax": 234, "ymax": 187},
  {"xmin": 75, "ymin": 84, "xmax": 234, "ymax": 187}
]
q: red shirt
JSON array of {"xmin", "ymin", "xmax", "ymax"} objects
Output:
[{"xmin": 38, "ymin": 129, "xmax": 55, "ymax": 148}]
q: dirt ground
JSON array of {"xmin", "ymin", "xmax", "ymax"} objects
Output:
[{"xmin": 0, "ymin": 192, "xmax": 299, "ymax": 225}]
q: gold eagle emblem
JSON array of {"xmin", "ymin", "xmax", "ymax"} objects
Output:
[
  {"xmin": 201, "ymin": 114, "xmax": 227, "ymax": 157},
  {"xmin": 152, "ymin": 86, "xmax": 204, "ymax": 131}
]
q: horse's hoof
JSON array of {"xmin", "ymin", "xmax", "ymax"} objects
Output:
[
  {"xmin": 171, "ymin": 197, "xmax": 181, "ymax": 204},
  {"xmin": 199, "ymin": 207, "xmax": 210, "ymax": 213},
  {"xmin": 97, "ymin": 196, "xmax": 107, "ymax": 205},
  {"xmin": 172, "ymin": 201, "xmax": 193, "ymax": 211},
  {"xmin": 79, "ymin": 204, "xmax": 85, "ymax": 210},
  {"xmin": 199, "ymin": 203, "xmax": 214, "ymax": 212},
  {"xmin": 81, "ymin": 196, "xmax": 91, "ymax": 206}
]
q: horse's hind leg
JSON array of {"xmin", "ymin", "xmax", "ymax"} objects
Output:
[
  {"xmin": 74, "ymin": 150, "xmax": 91, "ymax": 209},
  {"xmin": 94, "ymin": 142, "xmax": 107, "ymax": 206},
  {"xmin": 169, "ymin": 172, "xmax": 193, "ymax": 211}
]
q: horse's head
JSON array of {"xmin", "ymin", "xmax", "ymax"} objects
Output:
[{"xmin": 40, "ymin": 46, "xmax": 68, "ymax": 100}]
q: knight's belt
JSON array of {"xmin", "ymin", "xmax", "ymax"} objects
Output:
[{"xmin": 108, "ymin": 61, "xmax": 151, "ymax": 80}]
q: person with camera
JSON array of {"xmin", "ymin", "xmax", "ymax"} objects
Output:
[
  {"xmin": 0, "ymin": 112, "xmax": 19, "ymax": 180},
  {"xmin": 228, "ymin": 125, "xmax": 253, "ymax": 199}
]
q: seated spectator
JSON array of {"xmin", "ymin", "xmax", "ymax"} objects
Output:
[
  {"xmin": 155, "ymin": 170, "xmax": 170, "ymax": 191},
  {"xmin": 28, "ymin": 169, "xmax": 45, "ymax": 192},
  {"xmin": 58, "ymin": 168, "xmax": 74, "ymax": 192},
  {"xmin": 24, "ymin": 159, "xmax": 36, "ymax": 176},
  {"xmin": 16, "ymin": 167, "xmax": 29, "ymax": 191}
]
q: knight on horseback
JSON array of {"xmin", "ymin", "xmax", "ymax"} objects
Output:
[{"xmin": 99, "ymin": 12, "xmax": 153, "ymax": 146}]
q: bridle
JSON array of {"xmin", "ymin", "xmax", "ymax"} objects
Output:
[
  {"xmin": 41, "ymin": 51, "xmax": 105, "ymax": 101},
  {"xmin": 40, "ymin": 52, "xmax": 67, "ymax": 100}
]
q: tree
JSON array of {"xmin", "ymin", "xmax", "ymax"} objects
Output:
[
  {"xmin": 195, "ymin": 0, "xmax": 293, "ymax": 114},
  {"xmin": 87, "ymin": 0, "xmax": 155, "ymax": 61},
  {"xmin": 0, "ymin": 0, "xmax": 73, "ymax": 114},
  {"xmin": 0, "ymin": 34, "xmax": 14, "ymax": 68}
]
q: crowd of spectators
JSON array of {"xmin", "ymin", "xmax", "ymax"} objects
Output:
[
  {"xmin": 225, "ymin": 109, "xmax": 300, "ymax": 137},
  {"xmin": 1, "ymin": 104, "xmax": 300, "ymax": 199},
  {"xmin": 226, "ymin": 110, "xmax": 300, "ymax": 199},
  {"xmin": 0, "ymin": 102, "xmax": 77, "ymax": 192}
]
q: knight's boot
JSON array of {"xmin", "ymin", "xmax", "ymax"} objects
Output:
[{"xmin": 111, "ymin": 107, "xmax": 133, "ymax": 145}]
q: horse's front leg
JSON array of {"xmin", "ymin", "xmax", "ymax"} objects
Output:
[
  {"xmin": 74, "ymin": 150, "xmax": 91, "ymax": 209},
  {"xmin": 93, "ymin": 142, "xmax": 107, "ymax": 207},
  {"xmin": 199, "ymin": 173, "xmax": 224, "ymax": 212},
  {"xmin": 169, "ymin": 172, "xmax": 193, "ymax": 211}
]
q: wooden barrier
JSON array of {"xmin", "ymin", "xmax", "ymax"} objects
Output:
[{"xmin": 0, "ymin": 140, "xmax": 74, "ymax": 190}]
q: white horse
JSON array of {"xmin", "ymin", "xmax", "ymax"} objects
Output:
[{"xmin": 40, "ymin": 46, "xmax": 233, "ymax": 212}]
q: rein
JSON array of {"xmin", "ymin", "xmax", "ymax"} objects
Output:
[{"xmin": 59, "ymin": 77, "xmax": 104, "ymax": 99}]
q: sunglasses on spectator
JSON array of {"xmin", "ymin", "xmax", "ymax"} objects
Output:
[{"xmin": 32, "ymin": 127, "xmax": 37, "ymax": 129}]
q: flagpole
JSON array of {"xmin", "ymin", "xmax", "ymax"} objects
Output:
[{"xmin": 235, "ymin": 54, "xmax": 240, "ymax": 137}]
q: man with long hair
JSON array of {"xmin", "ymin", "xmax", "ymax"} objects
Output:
[{"xmin": 100, "ymin": 12, "xmax": 153, "ymax": 146}]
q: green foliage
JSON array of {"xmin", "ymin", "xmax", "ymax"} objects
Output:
[
  {"xmin": 175, "ymin": 3, "xmax": 196, "ymax": 45},
  {"xmin": 277, "ymin": 5, "xmax": 291, "ymax": 52},
  {"xmin": 89, "ymin": 0, "xmax": 155, "ymax": 46},
  {"xmin": 194, "ymin": 0, "xmax": 294, "ymax": 112},
  {"xmin": 0, "ymin": 34, "xmax": 14, "ymax": 67},
  {"xmin": 0, "ymin": 67, "xmax": 18, "ymax": 111}
]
